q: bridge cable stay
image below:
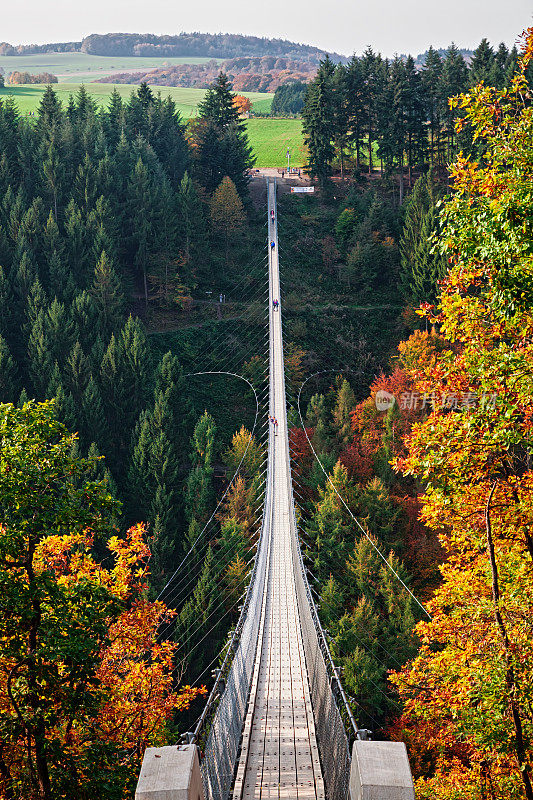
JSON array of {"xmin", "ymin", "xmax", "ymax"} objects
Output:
[
  {"xmin": 188, "ymin": 180, "xmax": 358, "ymax": 800},
  {"xmin": 294, "ymin": 371, "xmax": 431, "ymax": 622},
  {"xmin": 135, "ymin": 180, "xmax": 417, "ymax": 800}
]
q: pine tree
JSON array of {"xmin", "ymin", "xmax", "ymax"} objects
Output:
[
  {"xmin": 41, "ymin": 140, "xmax": 64, "ymax": 221},
  {"xmin": 65, "ymin": 341, "xmax": 91, "ymax": 403},
  {"xmin": 421, "ymin": 47, "xmax": 444, "ymax": 164},
  {"xmin": 196, "ymin": 73, "xmax": 254, "ymax": 196},
  {"xmin": 173, "ymin": 546, "xmax": 217, "ymax": 671},
  {"xmin": 105, "ymin": 88, "xmax": 125, "ymax": 146},
  {"xmin": 0, "ymin": 334, "xmax": 19, "ymax": 402},
  {"xmin": 48, "ymin": 251, "xmax": 76, "ymax": 304},
  {"xmin": 37, "ymin": 86, "xmax": 64, "ymax": 131},
  {"xmin": 302, "ymin": 56, "xmax": 337, "ymax": 188},
  {"xmin": 81, "ymin": 376, "xmax": 108, "ymax": 451},
  {"xmin": 360, "ymin": 48, "xmax": 385, "ymax": 174},
  {"xmin": 128, "ymin": 158, "xmax": 154, "ymax": 305},
  {"xmin": 198, "ymin": 73, "xmax": 241, "ymax": 127},
  {"xmin": 333, "ymin": 379, "xmax": 356, "ymax": 445},
  {"xmin": 210, "ymin": 176, "xmax": 246, "ymax": 263},
  {"xmin": 64, "ymin": 200, "xmax": 88, "ymax": 287},
  {"xmin": 185, "ymin": 412, "xmax": 216, "ymax": 525},
  {"xmin": 439, "ymin": 44, "xmax": 468, "ymax": 160},
  {"xmin": 90, "ymin": 250, "xmax": 124, "ymax": 336},
  {"xmin": 399, "ymin": 170, "xmax": 447, "ymax": 305},
  {"xmin": 469, "ymin": 38, "xmax": 496, "ymax": 86},
  {"xmin": 344, "ymin": 57, "xmax": 366, "ymax": 169},
  {"xmin": 0, "ymin": 266, "xmax": 16, "ymax": 346},
  {"xmin": 177, "ymin": 171, "xmax": 205, "ymax": 267},
  {"xmin": 119, "ymin": 315, "xmax": 151, "ymax": 428}
]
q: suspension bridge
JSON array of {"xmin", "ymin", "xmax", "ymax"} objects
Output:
[{"xmin": 136, "ymin": 179, "xmax": 415, "ymax": 800}]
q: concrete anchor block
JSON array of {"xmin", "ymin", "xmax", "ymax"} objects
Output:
[
  {"xmin": 135, "ymin": 744, "xmax": 205, "ymax": 800},
  {"xmin": 349, "ymin": 741, "xmax": 415, "ymax": 800}
]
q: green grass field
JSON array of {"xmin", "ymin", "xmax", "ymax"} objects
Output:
[
  {"xmin": 245, "ymin": 119, "xmax": 305, "ymax": 168},
  {"xmin": 0, "ymin": 83, "xmax": 303, "ymax": 168},
  {"xmin": 0, "ymin": 52, "xmax": 216, "ymax": 83},
  {"xmin": 0, "ymin": 82, "xmax": 271, "ymax": 117}
]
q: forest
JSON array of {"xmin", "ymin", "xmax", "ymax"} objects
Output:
[
  {"xmin": 0, "ymin": 32, "xmax": 342, "ymax": 61},
  {"xmin": 96, "ymin": 56, "xmax": 317, "ymax": 92},
  {"xmin": 1, "ymin": 23, "xmax": 533, "ymax": 800}
]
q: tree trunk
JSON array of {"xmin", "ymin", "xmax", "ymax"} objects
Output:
[{"xmin": 485, "ymin": 483, "xmax": 533, "ymax": 800}]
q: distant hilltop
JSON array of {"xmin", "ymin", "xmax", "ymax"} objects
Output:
[{"xmin": 0, "ymin": 32, "xmax": 347, "ymax": 64}]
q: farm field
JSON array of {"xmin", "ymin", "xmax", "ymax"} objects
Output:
[
  {"xmin": 245, "ymin": 118, "xmax": 305, "ymax": 168},
  {"xmin": 0, "ymin": 82, "xmax": 272, "ymax": 117},
  {"xmin": 0, "ymin": 84, "xmax": 304, "ymax": 167},
  {"xmin": 0, "ymin": 52, "xmax": 216, "ymax": 82}
]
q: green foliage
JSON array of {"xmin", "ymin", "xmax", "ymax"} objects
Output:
[
  {"xmin": 399, "ymin": 171, "xmax": 447, "ymax": 304},
  {"xmin": 271, "ymin": 81, "xmax": 308, "ymax": 115}
]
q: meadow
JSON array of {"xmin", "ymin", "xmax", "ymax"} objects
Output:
[
  {"xmin": 245, "ymin": 118, "xmax": 305, "ymax": 168},
  {"xmin": 0, "ymin": 52, "xmax": 216, "ymax": 83},
  {"xmin": 0, "ymin": 83, "xmax": 305, "ymax": 168}
]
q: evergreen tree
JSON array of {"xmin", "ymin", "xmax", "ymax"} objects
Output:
[
  {"xmin": 333, "ymin": 378, "xmax": 356, "ymax": 445},
  {"xmin": 344, "ymin": 57, "xmax": 366, "ymax": 169},
  {"xmin": 177, "ymin": 171, "xmax": 205, "ymax": 267},
  {"xmin": 469, "ymin": 38, "xmax": 496, "ymax": 86},
  {"xmin": 185, "ymin": 412, "xmax": 216, "ymax": 526},
  {"xmin": 302, "ymin": 56, "xmax": 337, "ymax": 188},
  {"xmin": 198, "ymin": 73, "xmax": 241, "ymax": 127},
  {"xmin": 399, "ymin": 170, "xmax": 447, "ymax": 304},
  {"xmin": 36, "ymin": 86, "xmax": 64, "ymax": 131},
  {"xmin": 81, "ymin": 375, "xmax": 108, "ymax": 451},
  {"xmin": 119, "ymin": 315, "xmax": 151, "ymax": 428},
  {"xmin": 65, "ymin": 340, "xmax": 91, "ymax": 403},
  {"xmin": 90, "ymin": 250, "xmax": 124, "ymax": 336},
  {"xmin": 128, "ymin": 157, "xmax": 154, "ymax": 305},
  {"xmin": 27, "ymin": 311, "xmax": 53, "ymax": 396},
  {"xmin": 210, "ymin": 176, "xmax": 246, "ymax": 263},
  {"xmin": 439, "ymin": 44, "xmax": 468, "ymax": 160},
  {"xmin": 421, "ymin": 47, "xmax": 444, "ymax": 164},
  {"xmin": 0, "ymin": 334, "xmax": 19, "ymax": 402},
  {"xmin": 196, "ymin": 73, "xmax": 254, "ymax": 196}
]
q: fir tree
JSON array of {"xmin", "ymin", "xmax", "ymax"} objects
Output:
[
  {"xmin": 0, "ymin": 334, "xmax": 19, "ymax": 402},
  {"xmin": 302, "ymin": 56, "xmax": 337, "ymax": 189},
  {"xmin": 399, "ymin": 170, "xmax": 446, "ymax": 305},
  {"xmin": 81, "ymin": 376, "xmax": 109, "ymax": 451},
  {"xmin": 210, "ymin": 176, "xmax": 246, "ymax": 263},
  {"xmin": 90, "ymin": 250, "xmax": 124, "ymax": 336}
]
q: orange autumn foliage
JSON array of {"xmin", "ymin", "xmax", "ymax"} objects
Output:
[{"xmin": 390, "ymin": 28, "xmax": 533, "ymax": 800}]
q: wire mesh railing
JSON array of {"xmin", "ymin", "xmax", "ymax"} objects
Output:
[
  {"xmin": 277, "ymin": 313, "xmax": 356, "ymax": 800},
  {"xmin": 196, "ymin": 446, "xmax": 272, "ymax": 799},
  {"xmin": 194, "ymin": 177, "xmax": 356, "ymax": 800}
]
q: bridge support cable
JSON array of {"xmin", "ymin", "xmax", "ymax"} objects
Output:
[
  {"xmin": 135, "ymin": 180, "xmax": 417, "ymax": 800},
  {"xmin": 195, "ymin": 179, "xmax": 356, "ymax": 800}
]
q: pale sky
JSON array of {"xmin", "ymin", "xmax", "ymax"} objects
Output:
[{"xmin": 3, "ymin": 0, "xmax": 532, "ymax": 57}]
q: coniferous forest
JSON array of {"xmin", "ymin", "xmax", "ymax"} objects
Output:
[{"xmin": 1, "ymin": 25, "xmax": 533, "ymax": 800}]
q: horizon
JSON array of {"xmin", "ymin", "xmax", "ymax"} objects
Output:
[{"xmin": 4, "ymin": 0, "xmax": 532, "ymax": 59}]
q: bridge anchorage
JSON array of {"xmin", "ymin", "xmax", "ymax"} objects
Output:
[{"xmin": 136, "ymin": 179, "xmax": 415, "ymax": 800}]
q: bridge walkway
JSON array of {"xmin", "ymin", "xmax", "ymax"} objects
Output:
[{"xmin": 232, "ymin": 180, "xmax": 325, "ymax": 800}]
